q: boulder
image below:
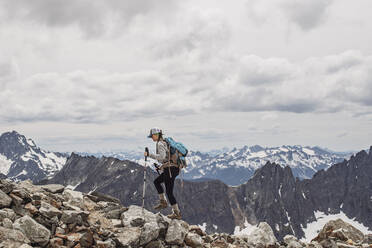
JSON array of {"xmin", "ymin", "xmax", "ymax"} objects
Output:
[
  {"xmin": 39, "ymin": 201, "xmax": 62, "ymax": 219},
  {"xmin": 62, "ymin": 189, "xmax": 84, "ymax": 208},
  {"xmin": 0, "ymin": 208, "xmax": 16, "ymax": 221},
  {"xmin": 89, "ymin": 191, "xmax": 121, "ymax": 204},
  {"xmin": 140, "ymin": 221, "xmax": 161, "ymax": 246},
  {"xmin": 0, "ymin": 226, "xmax": 31, "ymax": 244},
  {"xmin": 121, "ymin": 205, "xmax": 157, "ymax": 227},
  {"xmin": 61, "ymin": 209, "xmax": 89, "ymax": 224},
  {"xmin": 13, "ymin": 215, "xmax": 50, "ymax": 246},
  {"xmin": 165, "ymin": 219, "xmax": 189, "ymax": 245},
  {"xmin": 41, "ymin": 184, "xmax": 65, "ymax": 194},
  {"xmin": 2, "ymin": 217, "xmax": 13, "ymax": 229},
  {"xmin": 185, "ymin": 232, "xmax": 204, "ymax": 248},
  {"xmin": 0, "ymin": 179, "xmax": 14, "ymax": 194},
  {"xmin": 313, "ymin": 219, "xmax": 365, "ymax": 243},
  {"xmin": 0, "ymin": 189, "xmax": 12, "ymax": 208},
  {"xmin": 145, "ymin": 240, "xmax": 165, "ymax": 248},
  {"xmin": 246, "ymin": 222, "xmax": 277, "ymax": 247},
  {"xmin": 114, "ymin": 226, "xmax": 141, "ymax": 247},
  {"xmin": 96, "ymin": 238, "xmax": 116, "ymax": 248}
]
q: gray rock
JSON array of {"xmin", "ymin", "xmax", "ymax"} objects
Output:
[
  {"xmin": 165, "ymin": 219, "xmax": 189, "ymax": 245},
  {"xmin": 2, "ymin": 218, "xmax": 13, "ymax": 229},
  {"xmin": 121, "ymin": 205, "xmax": 157, "ymax": 227},
  {"xmin": 114, "ymin": 226, "xmax": 141, "ymax": 247},
  {"xmin": 246, "ymin": 222, "xmax": 277, "ymax": 247},
  {"xmin": 0, "ymin": 189, "xmax": 12, "ymax": 208},
  {"xmin": 288, "ymin": 240, "xmax": 303, "ymax": 248},
  {"xmin": 0, "ymin": 226, "xmax": 31, "ymax": 244},
  {"xmin": 13, "ymin": 215, "xmax": 51, "ymax": 246},
  {"xmin": 363, "ymin": 234, "xmax": 372, "ymax": 244},
  {"xmin": 284, "ymin": 235, "xmax": 299, "ymax": 245},
  {"xmin": 0, "ymin": 208, "xmax": 16, "ymax": 222},
  {"xmin": 140, "ymin": 221, "xmax": 160, "ymax": 246},
  {"xmin": 96, "ymin": 239, "xmax": 116, "ymax": 248},
  {"xmin": 61, "ymin": 210, "xmax": 83, "ymax": 224},
  {"xmin": 41, "ymin": 184, "xmax": 65, "ymax": 194},
  {"xmin": 39, "ymin": 201, "xmax": 62, "ymax": 219},
  {"xmin": 315, "ymin": 219, "xmax": 365, "ymax": 243},
  {"xmin": 0, "ymin": 179, "xmax": 14, "ymax": 194},
  {"xmin": 145, "ymin": 240, "xmax": 165, "ymax": 248},
  {"xmin": 185, "ymin": 232, "xmax": 204, "ymax": 248}
]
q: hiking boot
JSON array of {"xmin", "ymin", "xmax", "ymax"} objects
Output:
[
  {"xmin": 167, "ymin": 209, "xmax": 182, "ymax": 220},
  {"xmin": 153, "ymin": 199, "xmax": 168, "ymax": 210}
]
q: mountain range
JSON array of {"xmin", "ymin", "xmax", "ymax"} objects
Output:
[
  {"xmin": 38, "ymin": 146, "xmax": 372, "ymax": 240},
  {"xmin": 82, "ymin": 145, "xmax": 353, "ymax": 186},
  {"xmin": 0, "ymin": 131, "xmax": 68, "ymax": 182}
]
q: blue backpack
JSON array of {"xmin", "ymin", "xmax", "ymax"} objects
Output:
[{"xmin": 164, "ymin": 137, "xmax": 188, "ymax": 168}]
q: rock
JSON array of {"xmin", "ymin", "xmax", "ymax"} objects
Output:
[
  {"xmin": 211, "ymin": 239, "xmax": 229, "ymax": 248},
  {"xmin": 80, "ymin": 230, "xmax": 94, "ymax": 247},
  {"xmin": 363, "ymin": 234, "xmax": 372, "ymax": 244},
  {"xmin": 49, "ymin": 237, "xmax": 64, "ymax": 248},
  {"xmin": 0, "ymin": 179, "xmax": 14, "ymax": 194},
  {"xmin": 337, "ymin": 242, "xmax": 358, "ymax": 248},
  {"xmin": 288, "ymin": 240, "xmax": 303, "ymax": 248},
  {"xmin": 96, "ymin": 239, "xmax": 116, "ymax": 248},
  {"xmin": 165, "ymin": 219, "xmax": 189, "ymax": 245},
  {"xmin": 308, "ymin": 241, "xmax": 323, "ymax": 248},
  {"xmin": 0, "ymin": 226, "xmax": 31, "ymax": 244},
  {"xmin": 284, "ymin": 235, "xmax": 299, "ymax": 245},
  {"xmin": 319, "ymin": 239, "xmax": 338, "ymax": 248},
  {"xmin": 18, "ymin": 244, "xmax": 33, "ymax": 248},
  {"xmin": 314, "ymin": 219, "xmax": 365, "ymax": 243},
  {"xmin": 0, "ymin": 208, "xmax": 16, "ymax": 221},
  {"xmin": 39, "ymin": 201, "xmax": 62, "ymax": 219},
  {"xmin": 61, "ymin": 210, "xmax": 89, "ymax": 224},
  {"xmin": 0, "ymin": 189, "xmax": 12, "ymax": 208},
  {"xmin": 24, "ymin": 203, "xmax": 38, "ymax": 215},
  {"xmin": 63, "ymin": 189, "xmax": 84, "ymax": 208},
  {"xmin": 189, "ymin": 225, "xmax": 206, "ymax": 236},
  {"xmin": 246, "ymin": 222, "xmax": 277, "ymax": 247},
  {"xmin": 2, "ymin": 217, "xmax": 13, "ymax": 229},
  {"xmin": 121, "ymin": 205, "xmax": 157, "ymax": 227},
  {"xmin": 9, "ymin": 193, "xmax": 23, "ymax": 205},
  {"xmin": 89, "ymin": 191, "xmax": 121, "ymax": 204},
  {"xmin": 145, "ymin": 240, "xmax": 165, "ymax": 248},
  {"xmin": 104, "ymin": 206, "xmax": 128, "ymax": 219},
  {"xmin": 55, "ymin": 226, "xmax": 65, "ymax": 234},
  {"xmin": 140, "ymin": 221, "xmax": 161, "ymax": 246},
  {"xmin": 114, "ymin": 226, "xmax": 141, "ymax": 247},
  {"xmin": 41, "ymin": 184, "xmax": 65, "ymax": 193},
  {"xmin": 0, "ymin": 240, "xmax": 30, "ymax": 248},
  {"xmin": 13, "ymin": 215, "xmax": 51, "ymax": 246},
  {"xmin": 11, "ymin": 188, "xmax": 32, "ymax": 203},
  {"xmin": 112, "ymin": 219, "xmax": 123, "ymax": 227},
  {"xmin": 185, "ymin": 232, "xmax": 204, "ymax": 248}
]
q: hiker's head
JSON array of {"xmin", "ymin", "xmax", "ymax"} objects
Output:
[{"xmin": 148, "ymin": 128, "xmax": 163, "ymax": 141}]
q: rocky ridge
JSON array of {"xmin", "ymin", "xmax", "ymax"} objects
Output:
[{"xmin": 1, "ymin": 178, "xmax": 372, "ymax": 248}]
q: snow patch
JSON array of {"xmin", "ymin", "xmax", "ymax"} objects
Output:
[
  {"xmin": 303, "ymin": 148, "xmax": 315, "ymax": 156},
  {"xmin": 234, "ymin": 218, "xmax": 258, "ymax": 237},
  {"xmin": 0, "ymin": 154, "xmax": 13, "ymax": 174},
  {"xmin": 198, "ymin": 223, "xmax": 207, "ymax": 232},
  {"xmin": 301, "ymin": 211, "xmax": 372, "ymax": 242}
]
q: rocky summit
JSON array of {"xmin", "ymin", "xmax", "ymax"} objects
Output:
[
  {"xmin": 1, "ymin": 178, "xmax": 372, "ymax": 248},
  {"xmin": 2, "ymin": 178, "xmax": 372, "ymax": 248}
]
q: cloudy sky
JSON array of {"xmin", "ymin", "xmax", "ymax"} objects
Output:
[{"xmin": 0, "ymin": 0, "xmax": 371, "ymax": 153}]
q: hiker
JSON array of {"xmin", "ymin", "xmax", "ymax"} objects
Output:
[{"xmin": 144, "ymin": 128, "xmax": 182, "ymax": 220}]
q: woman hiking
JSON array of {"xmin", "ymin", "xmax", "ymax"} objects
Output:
[{"xmin": 144, "ymin": 128, "xmax": 182, "ymax": 220}]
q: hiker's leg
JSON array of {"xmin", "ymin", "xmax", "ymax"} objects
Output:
[
  {"xmin": 164, "ymin": 168, "xmax": 178, "ymax": 205},
  {"xmin": 154, "ymin": 172, "xmax": 165, "ymax": 194}
]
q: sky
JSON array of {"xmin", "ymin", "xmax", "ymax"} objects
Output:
[{"xmin": 0, "ymin": 0, "xmax": 371, "ymax": 153}]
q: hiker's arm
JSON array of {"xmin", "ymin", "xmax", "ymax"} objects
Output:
[{"xmin": 149, "ymin": 142, "xmax": 167, "ymax": 162}]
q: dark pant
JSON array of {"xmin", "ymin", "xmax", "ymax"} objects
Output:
[{"xmin": 154, "ymin": 166, "xmax": 180, "ymax": 205}]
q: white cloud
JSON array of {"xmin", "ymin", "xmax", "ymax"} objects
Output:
[{"xmin": 1, "ymin": 50, "xmax": 372, "ymax": 124}]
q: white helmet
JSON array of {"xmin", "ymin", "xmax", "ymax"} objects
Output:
[{"xmin": 147, "ymin": 128, "xmax": 162, "ymax": 138}]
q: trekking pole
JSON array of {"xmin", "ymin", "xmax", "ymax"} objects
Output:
[{"xmin": 142, "ymin": 147, "xmax": 149, "ymax": 211}]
